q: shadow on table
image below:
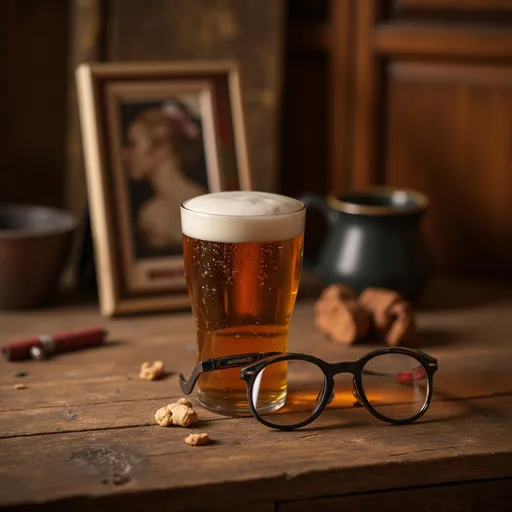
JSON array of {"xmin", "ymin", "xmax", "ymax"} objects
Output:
[
  {"xmin": 351, "ymin": 326, "xmax": 466, "ymax": 349},
  {"xmin": 267, "ymin": 402, "xmax": 499, "ymax": 433},
  {"xmin": 411, "ymin": 327, "xmax": 468, "ymax": 348},
  {"xmin": 417, "ymin": 278, "xmax": 512, "ymax": 311},
  {"xmin": 264, "ymin": 386, "xmax": 506, "ymax": 433}
]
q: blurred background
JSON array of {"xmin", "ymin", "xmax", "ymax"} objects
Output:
[{"xmin": 1, "ymin": 0, "xmax": 511, "ymax": 280}]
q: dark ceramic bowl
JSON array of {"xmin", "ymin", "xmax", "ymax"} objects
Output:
[{"xmin": 0, "ymin": 205, "xmax": 78, "ymax": 309}]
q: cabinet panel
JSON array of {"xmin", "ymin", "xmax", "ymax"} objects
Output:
[
  {"xmin": 279, "ymin": 478, "xmax": 512, "ymax": 512},
  {"xmin": 375, "ymin": 24, "xmax": 512, "ymax": 59},
  {"xmin": 385, "ymin": 62, "xmax": 512, "ymax": 276},
  {"xmin": 394, "ymin": 0, "xmax": 512, "ymax": 13}
]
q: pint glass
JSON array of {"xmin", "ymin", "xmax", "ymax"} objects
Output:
[{"xmin": 181, "ymin": 191, "xmax": 305, "ymax": 414}]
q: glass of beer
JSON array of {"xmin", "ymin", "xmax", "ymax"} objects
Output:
[{"xmin": 181, "ymin": 191, "xmax": 305, "ymax": 414}]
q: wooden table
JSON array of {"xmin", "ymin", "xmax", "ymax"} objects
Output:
[{"xmin": 1, "ymin": 280, "xmax": 512, "ymax": 511}]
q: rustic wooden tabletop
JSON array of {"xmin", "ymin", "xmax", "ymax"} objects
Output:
[{"xmin": 1, "ymin": 279, "xmax": 512, "ymax": 511}]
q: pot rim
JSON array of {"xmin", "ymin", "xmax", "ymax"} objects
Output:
[
  {"xmin": 327, "ymin": 187, "xmax": 429, "ymax": 216},
  {"xmin": 0, "ymin": 204, "xmax": 78, "ymax": 239}
]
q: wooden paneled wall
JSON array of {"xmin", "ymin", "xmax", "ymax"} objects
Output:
[
  {"xmin": 106, "ymin": 0, "xmax": 285, "ymax": 196},
  {"xmin": 69, "ymin": 0, "xmax": 286, "ymax": 216},
  {"xmin": 353, "ymin": 0, "xmax": 512, "ymax": 277},
  {"xmin": 2, "ymin": 0, "xmax": 284, "ymax": 214},
  {"xmin": 284, "ymin": 0, "xmax": 512, "ymax": 277},
  {"xmin": 2, "ymin": 0, "xmax": 511, "ymax": 277},
  {"xmin": 0, "ymin": 0, "xmax": 69, "ymax": 207}
]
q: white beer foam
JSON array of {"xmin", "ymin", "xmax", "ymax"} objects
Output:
[{"xmin": 181, "ymin": 191, "xmax": 305, "ymax": 242}]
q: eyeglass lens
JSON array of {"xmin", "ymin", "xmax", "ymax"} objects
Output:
[
  {"xmin": 361, "ymin": 353, "xmax": 429, "ymax": 421},
  {"xmin": 251, "ymin": 359, "xmax": 326, "ymax": 427}
]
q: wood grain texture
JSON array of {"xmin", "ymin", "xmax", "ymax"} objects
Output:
[
  {"xmin": 280, "ymin": 54, "xmax": 329, "ymax": 198},
  {"xmin": 66, "ymin": 0, "xmax": 104, "ymax": 216},
  {"xmin": 351, "ymin": 0, "xmax": 383, "ymax": 188},
  {"xmin": 328, "ymin": 0, "xmax": 355, "ymax": 194},
  {"xmin": 375, "ymin": 23, "xmax": 512, "ymax": 59},
  {"xmin": 385, "ymin": 62, "xmax": 512, "ymax": 276},
  {"xmin": 1, "ymin": 395, "xmax": 512, "ymax": 509},
  {"xmin": 1, "ymin": 281, "xmax": 512, "ymax": 509},
  {"xmin": 287, "ymin": 20, "xmax": 332, "ymax": 51},
  {"xmin": 394, "ymin": 0, "xmax": 512, "ymax": 13},
  {"xmin": 279, "ymin": 478, "xmax": 512, "ymax": 512},
  {"xmin": 1, "ymin": 396, "xmax": 512, "ymax": 510},
  {"xmin": 106, "ymin": 0, "xmax": 285, "ymax": 193},
  {"xmin": 0, "ymin": 0, "xmax": 69, "ymax": 207},
  {"xmin": 283, "ymin": 0, "xmax": 345, "ymax": 199},
  {"xmin": 346, "ymin": 0, "xmax": 512, "ymax": 276}
]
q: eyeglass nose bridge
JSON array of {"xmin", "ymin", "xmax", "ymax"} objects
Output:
[{"xmin": 333, "ymin": 361, "xmax": 359, "ymax": 375}]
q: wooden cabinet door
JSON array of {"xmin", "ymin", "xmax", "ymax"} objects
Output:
[
  {"xmin": 385, "ymin": 63, "xmax": 512, "ymax": 276},
  {"xmin": 348, "ymin": 0, "xmax": 512, "ymax": 277}
]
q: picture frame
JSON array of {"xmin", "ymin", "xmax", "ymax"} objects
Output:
[{"xmin": 76, "ymin": 61, "xmax": 251, "ymax": 316}]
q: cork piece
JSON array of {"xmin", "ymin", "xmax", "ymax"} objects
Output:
[
  {"xmin": 359, "ymin": 288, "xmax": 403, "ymax": 334},
  {"xmin": 315, "ymin": 285, "xmax": 371, "ymax": 345},
  {"xmin": 318, "ymin": 284, "xmax": 357, "ymax": 303},
  {"xmin": 358, "ymin": 287, "xmax": 417, "ymax": 346},
  {"xmin": 386, "ymin": 301, "xmax": 417, "ymax": 346}
]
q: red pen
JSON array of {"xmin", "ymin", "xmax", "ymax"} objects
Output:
[{"xmin": 1, "ymin": 327, "xmax": 108, "ymax": 361}]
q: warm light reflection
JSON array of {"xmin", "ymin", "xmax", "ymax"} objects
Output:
[
  {"xmin": 336, "ymin": 227, "xmax": 363, "ymax": 275},
  {"xmin": 259, "ymin": 385, "xmax": 428, "ymax": 417}
]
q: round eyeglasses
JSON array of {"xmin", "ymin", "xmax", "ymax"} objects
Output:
[{"xmin": 180, "ymin": 348, "xmax": 438, "ymax": 430}]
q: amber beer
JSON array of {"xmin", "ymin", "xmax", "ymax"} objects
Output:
[{"xmin": 181, "ymin": 191, "xmax": 305, "ymax": 414}]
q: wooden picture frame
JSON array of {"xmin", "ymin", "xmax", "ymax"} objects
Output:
[{"xmin": 76, "ymin": 61, "xmax": 251, "ymax": 316}]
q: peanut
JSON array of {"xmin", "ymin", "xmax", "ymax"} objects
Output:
[
  {"xmin": 139, "ymin": 360, "xmax": 164, "ymax": 381},
  {"xmin": 185, "ymin": 433, "xmax": 211, "ymax": 446},
  {"xmin": 154, "ymin": 401, "xmax": 198, "ymax": 428}
]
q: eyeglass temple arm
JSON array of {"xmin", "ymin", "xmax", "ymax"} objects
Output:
[{"xmin": 179, "ymin": 351, "xmax": 282, "ymax": 395}]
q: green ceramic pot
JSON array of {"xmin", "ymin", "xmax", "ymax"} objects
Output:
[{"xmin": 300, "ymin": 187, "xmax": 430, "ymax": 300}]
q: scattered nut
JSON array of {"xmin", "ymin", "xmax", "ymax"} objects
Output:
[
  {"xmin": 315, "ymin": 285, "xmax": 371, "ymax": 345},
  {"xmin": 177, "ymin": 397, "xmax": 193, "ymax": 407},
  {"xmin": 155, "ymin": 406, "xmax": 173, "ymax": 427},
  {"xmin": 154, "ymin": 401, "xmax": 198, "ymax": 428},
  {"xmin": 14, "ymin": 383, "xmax": 26, "ymax": 390},
  {"xmin": 167, "ymin": 403, "xmax": 198, "ymax": 427},
  {"xmin": 139, "ymin": 360, "xmax": 164, "ymax": 381},
  {"xmin": 13, "ymin": 371, "xmax": 27, "ymax": 378},
  {"xmin": 185, "ymin": 433, "xmax": 211, "ymax": 446}
]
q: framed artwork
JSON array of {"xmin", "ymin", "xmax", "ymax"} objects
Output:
[{"xmin": 76, "ymin": 61, "xmax": 251, "ymax": 316}]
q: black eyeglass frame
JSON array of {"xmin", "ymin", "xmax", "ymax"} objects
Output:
[{"xmin": 180, "ymin": 347, "xmax": 438, "ymax": 431}]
